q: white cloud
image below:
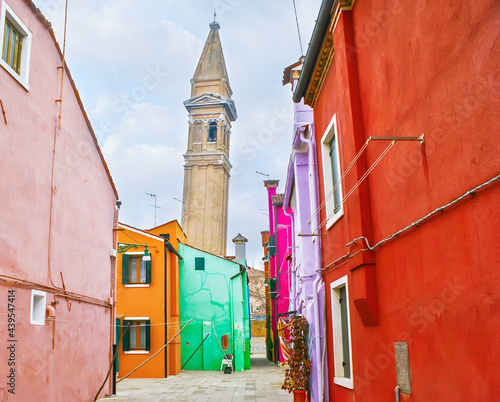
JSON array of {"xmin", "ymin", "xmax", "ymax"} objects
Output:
[{"xmin": 34, "ymin": 0, "xmax": 323, "ymax": 268}]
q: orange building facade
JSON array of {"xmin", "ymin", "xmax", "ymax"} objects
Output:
[{"xmin": 116, "ymin": 221, "xmax": 185, "ymax": 378}]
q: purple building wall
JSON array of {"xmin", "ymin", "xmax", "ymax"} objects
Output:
[{"xmin": 282, "ymin": 62, "xmax": 329, "ymax": 401}]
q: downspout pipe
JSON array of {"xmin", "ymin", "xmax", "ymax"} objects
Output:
[
  {"xmin": 395, "ymin": 385, "xmax": 401, "ymax": 402},
  {"xmin": 230, "ymin": 267, "xmax": 245, "ymax": 365},
  {"xmin": 164, "ymin": 242, "xmax": 168, "ymax": 378},
  {"xmin": 112, "ymin": 200, "xmax": 121, "ymax": 395},
  {"xmin": 300, "ymin": 128, "xmax": 324, "ymax": 401}
]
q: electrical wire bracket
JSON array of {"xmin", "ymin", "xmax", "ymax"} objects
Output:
[{"xmin": 369, "ymin": 134, "xmax": 424, "ymax": 144}]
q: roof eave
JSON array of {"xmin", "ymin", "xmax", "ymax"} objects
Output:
[{"xmin": 292, "ymin": 0, "xmax": 335, "ymax": 103}]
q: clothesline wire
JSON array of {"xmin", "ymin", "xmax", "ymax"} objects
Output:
[
  {"xmin": 299, "ymin": 137, "xmax": 371, "ymax": 235},
  {"xmin": 316, "ymin": 141, "xmax": 395, "ymax": 231},
  {"xmin": 0, "ymin": 311, "xmax": 192, "ymax": 328}
]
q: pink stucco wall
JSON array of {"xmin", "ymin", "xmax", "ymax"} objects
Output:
[{"xmin": 0, "ymin": 0, "xmax": 117, "ymax": 400}]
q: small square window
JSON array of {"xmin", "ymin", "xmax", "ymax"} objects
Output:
[
  {"xmin": 0, "ymin": 2, "xmax": 32, "ymax": 90},
  {"xmin": 30, "ymin": 289, "xmax": 46, "ymax": 325},
  {"xmin": 195, "ymin": 257, "xmax": 205, "ymax": 270}
]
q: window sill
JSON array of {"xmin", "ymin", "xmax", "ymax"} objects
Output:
[
  {"xmin": 124, "ymin": 284, "xmax": 150, "ymax": 288},
  {"xmin": 326, "ymin": 209, "xmax": 344, "ymax": 231},
  {"xmin": 0, "ymin": 59, "xmax": 29, "ymax": 91},
  {"xmin": 124, "ymin": 351, "xmax": 150, "ymax": 355},
  {"xmin": 334, "ymin": 377, "xmax": 353, "ymax": 389}
]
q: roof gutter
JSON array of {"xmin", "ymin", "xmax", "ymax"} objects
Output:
[
  {"xmin": 292, "ymin": 0, "xmax": 335, "ymax": 103},
  {"xmin": 230, "ymin": 264, "xmax": 247, "ymax": 280},
  {"xmin": 165, "ymin": 240, "xmax": 183, "ymax": 260}
]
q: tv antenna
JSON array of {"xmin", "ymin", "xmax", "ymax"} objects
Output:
[
  {"xmin": 256, "ymin": 171, "xmax": 270, "ymax": 180},
  {"xmin": 146, "ymin": 193, "xmax": 162, "ymax": 227}
]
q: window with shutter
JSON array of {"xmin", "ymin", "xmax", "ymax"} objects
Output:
[
  {"xmin": 127, "ymin": 320, "xmax": 150, "ymax": 351},
  {"xmin": 125, "ymin": 256, "xmax": 150, "ymax": 284},
  {"xmin": 145, "ymin": 260, "xmax": 151, "ymax": 284},
  {"xmin": 122, "ymin": 255, "xmax": 130, "ymax": 284},
  {"xmin": 115, "ymin": 319, "xmax": 121, "ymax": 372},
  {"xmin": 339, "ymin": 286, "xmax": 351, "ymax": 379},
  {"xmin": 122, "ymin": 320, "xmax": 130, "ymax": 352},
  {"xmin": 331, "ymin": 276, "xmax": 353, "ymax": 389},
  {"xmin": 270, "ymin": 278, "xmax": 277, "ymax": 299},
  {"xmin": 321, "ymin": 115, "xmax": 344, "ymax": 229},
  {"xmin": 329, "ymin": 136, "xmax": 341, "ymax": 214},
  {"xmin": 268, "ymin": 235, "xmax": 276, "ymax": 257}
]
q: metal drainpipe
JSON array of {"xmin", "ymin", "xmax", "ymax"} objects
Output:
[
  {"xmin": 300, "ymin": 127, "xmax": 324, "ymax": 401},
  {"xmin": 395, "ymin": 385, "xmax": 401, "ymax": 402},
  {"xmin": 282, "ymin": 208, "xmax": 295, "ymax": 311},
  {"xmin": 164, "ymin": 242, "xmax": 168, "ymax": 378},
  {"xmin": 230, "ymin": 269, "xmax": 244, "ymax": 360},
  {"xmin": 112, "ymin": 201, "xmax": 121, "ymax": 395}
]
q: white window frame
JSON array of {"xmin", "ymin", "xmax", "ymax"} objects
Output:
[
  {"xmin": 30, "ymin": 289, "xmax": 46, "ymax": 325},
  {"xmin": 331, "ymin": 276, "xmax": 354, "ymax": 389},
  {"xmin": 0, "ymin": 1, "xmax": 32, "ymax": 90},
  {"xmin": 321, "ymin": 115, "xmax": 343, "ymax": 229}
]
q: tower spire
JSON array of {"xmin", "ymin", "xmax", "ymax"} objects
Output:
[{"xmin": 192, "ymin": 18, "xmax": 229, "ymax": 97}]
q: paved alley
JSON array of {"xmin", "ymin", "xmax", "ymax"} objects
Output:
[{"xmin": 99, "ymin": 353, "xmax": 292, "ymax": 402}]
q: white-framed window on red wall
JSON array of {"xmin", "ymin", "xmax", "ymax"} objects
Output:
[
  {"xmin": 321, "ymin": 114, "xmax": 344, "ymax": 229},
  {"xmin": 331, "ymin": 275, "xmax": 354, "ymax": 389}
]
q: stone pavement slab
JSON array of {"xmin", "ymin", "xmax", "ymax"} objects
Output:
[{"xmin": 99, "ymin": 353, "xmax": 293, "ymax": 402}]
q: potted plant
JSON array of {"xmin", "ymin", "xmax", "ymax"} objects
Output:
[{"xmin": 282, "ymin": 316, "xmax": 312, "ymax": 402}]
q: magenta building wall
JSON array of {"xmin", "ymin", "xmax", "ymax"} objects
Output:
[
  {"xmin": 0, "ymin": 1, "xmax": 118, "ymax": 400},
  {"xmin": 264, "ymin": 181, "xmax": 292, "ymax": 364}
]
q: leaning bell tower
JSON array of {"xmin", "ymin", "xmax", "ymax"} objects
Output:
[{"xmin": 181, "ymin": 20, "xmax": 237, "ymax": 256}]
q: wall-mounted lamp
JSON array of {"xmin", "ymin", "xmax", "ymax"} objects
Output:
[
  {"xmin": 118, "ymin": 243, "xmax": 151, "ymax": 261},
  {"xmin": 142, "ymin": 247, "xmax": 151, "ymax": 262}
]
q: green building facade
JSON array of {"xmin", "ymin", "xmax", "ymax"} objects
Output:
[{"xmin": 179, "ymin": 244, "xmax": 250, "ymax": 371}]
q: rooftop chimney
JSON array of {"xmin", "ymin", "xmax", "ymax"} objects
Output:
[{"xmin": 232, "ymin": 233, "xmax": 248, "ymax": 264}]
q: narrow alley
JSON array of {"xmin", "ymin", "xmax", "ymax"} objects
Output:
[{"xmin": 99, "ymin": 354, "xmax": 292, "ymax": 402}]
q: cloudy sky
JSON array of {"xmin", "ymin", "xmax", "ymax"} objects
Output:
[{"xmin": 34, "ymin": 0, "xmax": 322, "ymax": 268}]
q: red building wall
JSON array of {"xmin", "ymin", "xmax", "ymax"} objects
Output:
[{"xmin": 307, "ymin": 1, "xmax": 499, "ymax": 400}]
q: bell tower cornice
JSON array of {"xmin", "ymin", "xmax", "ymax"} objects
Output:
[{"xmin": 184, "ymin": 92, "xmax": 237, "ymax": 122}]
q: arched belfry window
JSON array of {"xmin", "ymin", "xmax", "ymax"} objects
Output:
[{"xmin": 208, "ymin": 121, "xmax": 217, "ymax": 142}]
